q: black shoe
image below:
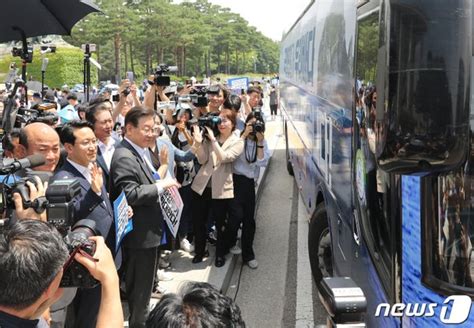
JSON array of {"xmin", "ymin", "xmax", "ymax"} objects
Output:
[
  {"xmin": 215, "ymin": 256, "xmax": 226, "ymax": 267},
  {"xmin": 192, "ymin": 250, "xmax": 209, "ymax": 264}
]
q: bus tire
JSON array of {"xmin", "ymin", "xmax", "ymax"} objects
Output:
[
  {"xmin": 285, "ymin": 122, "xmax": 294, "ymax": 176},
  {"xmin": 308, "ymin": 203, "xmax": 333, "ymax": 288}
]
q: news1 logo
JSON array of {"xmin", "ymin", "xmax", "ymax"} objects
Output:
[{"xmin": 375, "ymin": 295, "xmax": 472, "ymax": 324}]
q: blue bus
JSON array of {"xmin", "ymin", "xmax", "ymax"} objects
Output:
[{"xmin": 280, "ymin": 0, "xmax": 474, "ymax": 326}]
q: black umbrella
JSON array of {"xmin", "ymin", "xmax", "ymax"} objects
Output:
[{"xmin": 0, "ymin": 0, "xmax": 100, "ymax": 43}]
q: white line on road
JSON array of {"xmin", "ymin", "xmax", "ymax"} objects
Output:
[{"xmin": 296, "ymin": 192, "xmax": 315, "ymax": 327}]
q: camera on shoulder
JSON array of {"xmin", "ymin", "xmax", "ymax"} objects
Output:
[{"xmin": 151, "ymin": 64, "xmax": 178, "ymax": 87}]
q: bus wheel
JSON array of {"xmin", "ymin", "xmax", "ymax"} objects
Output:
[
  {"xmin": 308, "ymin": 203, "xmax": 333, "ymax": 288},
  {"xmin": 285, "ymin": 122, "xmax": 294, "ymax": 176}
]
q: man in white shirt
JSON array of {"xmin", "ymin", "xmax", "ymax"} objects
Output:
[{"xmin": 86, "ymin": 96, "xmax": 118, "ymax": 192}]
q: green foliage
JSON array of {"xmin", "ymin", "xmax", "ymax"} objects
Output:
[
  {"xmin": 62, "ymin": 0, "xmax": 279, "ymax": 82},
  {"xmin": 0, "ymin": 47, "xmax": 98, "ymax": 88}
]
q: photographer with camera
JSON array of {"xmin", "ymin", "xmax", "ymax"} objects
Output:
[
  {"xmin": 193, "ymin": 84, "xmax": 229, "ymax": 119},
  {"xmin": 242, "ymin": 86, "xmax": 263, "ymax": 117},
  {"xmin": 113, "ymin": 79, "xmax": 141, "ymax": 128},
  {"xmin": 190, "ymin": 108, "xmax": 244, "ymax": 267},
  {"xmin": 227, "ymin": 110, "xmax": 269, "ymax": 269},
  {"xmin": 0, "ymin": 219, "xmax": 123, "ymax": 328}
]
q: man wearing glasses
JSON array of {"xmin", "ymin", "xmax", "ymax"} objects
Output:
[
  {"xmin": 52, "ymin": 121, "xmax": 117, "ymax": 328},
  {"xmin": 110, "ymin": 106, "xmax": 179, "ymax": 328}
]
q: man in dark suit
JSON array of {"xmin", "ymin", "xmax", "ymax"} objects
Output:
[
  {"xmin": 110, "ymin": 106, "xmax": 179, "ymax": 328},
  {"xmin": 53, "ymin": 121, "xmax": 118, "ymax": 328},
  {"xmin": 86, "ymin": 96, "xmax": 118, "ymax": 192}
]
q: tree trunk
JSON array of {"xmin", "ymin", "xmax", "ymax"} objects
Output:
[
  {"xmin": 114, "ymin": 33, "xmax": 122, "ymax": 84},
  {"xmin": 217, "ymin": 49, "xmax": 221, "ymax": 74},
  {"xmin": 160, "ymin": 48, "xmax": 164, "ymax": 64},
  {"xmin": 181, "ymin": 46, "xmax": 186, "ymax": 77},
  {"xmin": 207, "ymin": 49, "xmax": 211, "ymax": 77},
  {"xmin": 225, "ymin": 47, "xmax": 230, "ymax": 74},
  {"xmin": 146, "ymin": 44, "xmax": 151, "ymax": 77},
  {"xmin": 235, "ymin": 50, "xmax": 239, "ymax": 74},
  {"xmin": 124, "ymin": 42, "xmax": 129, "ymax": 74},
  {"xmin": 130, "ymin": 42, "xmax": 135, "ymax": 75}
]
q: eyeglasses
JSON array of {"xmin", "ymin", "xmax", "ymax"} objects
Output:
[
  {"xmin": 78, "ymin": 139, "xmax": 98, "ymax": 148},
  {"xmin": 218, "ymin": 118, "xmax": 230, "ymax": 125},
  {"xmin": 140, "ymin": 127, "xmax": 160, "ymax": 135}
]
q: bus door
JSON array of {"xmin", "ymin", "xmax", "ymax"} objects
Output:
[{"xmin": 351, "ymin": 0, "xmax": 401, "ymax": 325}]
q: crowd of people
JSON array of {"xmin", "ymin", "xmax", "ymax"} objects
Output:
[{"xmin": 0, "ymin": 75, "xmax": 279, "ymax": 328}]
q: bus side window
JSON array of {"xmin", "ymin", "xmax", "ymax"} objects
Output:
[{"xmin": 354, "ymin": 10, "xmax": 395, "ymax": 296}]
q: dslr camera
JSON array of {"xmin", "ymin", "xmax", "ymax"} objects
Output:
[
  {"xmin": 152, "ymin": 64, "xmax": 178, "ymax": 87},
  {"xmin": 252, "ymin": 107, "xmax": 265, "ymax": 134},
  {"xmin": 60, "ymin": 219, "xmax": 99, "ymax": 288}
]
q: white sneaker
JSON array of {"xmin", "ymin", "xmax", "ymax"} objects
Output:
[
  {"xmin": 247, "ymin": 259, "xmax": 258, "ymax": 269},
  {"xmin": 229, "ymin": 245, "xmax": 242, "ymax": 255},
  {"xmin": 157, "ymin": 269, "xmax": 173, "ymax": 281},
  {"xmin": 151, "ymin": 284, "xmax": 169, "ymax": 298},
  {"xmin": 180, "ymin": 238, "xmax": 195, "ymax": 253}
]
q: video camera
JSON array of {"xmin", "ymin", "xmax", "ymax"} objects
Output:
[
  {"xmin": 252, "ymin": 107, "xmax": 265, "ymax": 134},
  {"xmin": 0, "ymin": 162, "xmax": 99, "ymax": 288},
  {"xmin": 193, "ymin": 112, "xmax": 221, "ymax": 138},
  {"xmin": 16, "ymin": 105, "xmax": 59, "ymax": 126},
  {"xmin": 151, "ymin": 64, "xmax": 178, "ymax": 87},
  {"xmin": 190, "ymin": 85, "xmax": 209, "ymax": 107},
  {"xmin": 11, "ymin": 45, "xmax": 33, "ymax": 63}
]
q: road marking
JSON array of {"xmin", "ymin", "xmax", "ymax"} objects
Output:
[{"xmin": 296, "ymin": 191, "xmax": 315, "ymax": 327}]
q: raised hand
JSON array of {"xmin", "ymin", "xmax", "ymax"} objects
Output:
[{"xmin": 90, "ymin": 162, "xmax": 104, "ymax": 194}]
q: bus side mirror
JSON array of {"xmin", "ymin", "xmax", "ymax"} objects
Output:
[{"xmin": 318, "ymin": 277, "xmax": 367, "ymax": 327}]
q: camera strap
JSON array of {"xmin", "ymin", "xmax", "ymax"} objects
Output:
[{"xmin": 244, "ymin": 139, "xmax": 258, "ymax": 164}]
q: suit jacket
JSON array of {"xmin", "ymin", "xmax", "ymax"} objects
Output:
[
  {"xmin": 96, "ymin": 147, "xmax": 110, "ymax": 193},
  {"xmin": 52, "ymin": 160, "xmax": 119, "ymax": 262},
  {"xmin": 191, "ymin": 134, "xmax": 244, "ymax": 199},
  {"xmin": 110, "ymin": 139, "xmax": 163, "ymax": 249}
]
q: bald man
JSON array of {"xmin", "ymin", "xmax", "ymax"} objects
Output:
[{"xmin": 17, "ymin": 122, "xmax": 61, "ymax": 172}]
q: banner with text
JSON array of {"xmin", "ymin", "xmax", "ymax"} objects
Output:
[
  {"xmin": 159, "ymin": 186, "xmax": 184, "ymax": 238},
  {"xmin": 114, "ymin": 191, "xmax": 133, "ymax": 251}
]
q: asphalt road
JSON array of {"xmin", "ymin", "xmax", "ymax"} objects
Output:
[{"xmin": 226, "ymin": 135, "xmax": 327, "ymax": 328}]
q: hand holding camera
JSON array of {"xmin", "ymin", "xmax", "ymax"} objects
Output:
[
  {"xmin": 13, "ymin": 176, "xmax": 48, "ymax": 221},
  {"xmin": 119, "ymin": 79, "xmax": 131, "ymax": 98},
  {"xmin": 205, "ymin": 126, "xmax": 216, "ymax": 142},
  {"xmin": 74, "ymin": 236, "xmax": 118, "ymax": 286}
]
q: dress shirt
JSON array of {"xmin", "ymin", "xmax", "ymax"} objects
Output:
[
  {"xmin": 232, "ymin": 138, "xmax": 270, "ymax": 180},
  {"xmin": 124, "ymin": 137, "xmax": 164, "ymax": 194},
  {"xmin": 98, "ymin": 137, "xmax": 116, "ymax": 170}
]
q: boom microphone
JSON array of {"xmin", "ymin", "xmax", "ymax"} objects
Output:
[{"xmin": 0, "ymin": 154, "xmax": 46, "ymax": 174}]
